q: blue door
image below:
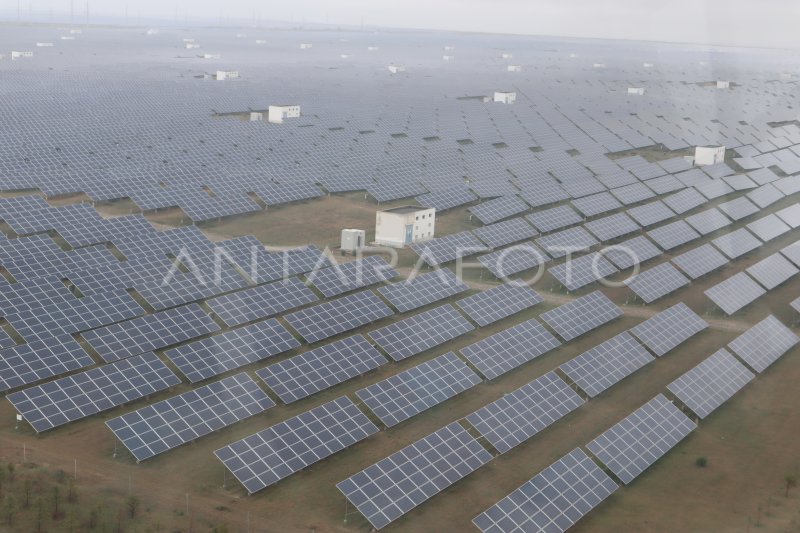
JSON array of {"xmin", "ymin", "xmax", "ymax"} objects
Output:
[{"xmin": 405, "ymin": 224, "xmax": 413, "ymax": 244}]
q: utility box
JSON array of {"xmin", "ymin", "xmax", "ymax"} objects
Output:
[
  {"xmin": 341, "ymin": 229, "xmax": 365, "ymax": 254},
  {"xmin": 716, "ymin": 80, "xmax": 731, "ymax": 89},
  {"xmin": 249, "ymin": 112, "xmax": 263, "ymax": 121},
  {"xmin": 627, "ymin": 87, "xmax": 645, "ymax": 95}
]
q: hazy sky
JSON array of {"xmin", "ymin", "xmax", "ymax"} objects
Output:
[{"xmin": 7, "ymin": 0, "xmax": 799, "ymax": 48}]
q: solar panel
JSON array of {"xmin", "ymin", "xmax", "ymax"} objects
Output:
[
  {"xmin": 549, "ymin": 252, "xmax": 619, "ymax": 291},
  {"xmin": 584, "ymin": 212, "xmax": 640, "ymax": 242},
  {"xmin": 671, "ymin": 243, "xmax": 729, "ymax": 279},
  {"xmin": 586, "ymin": 394, "xmax": 696, "ymax": 484},
  {"xmin": 535, "ymin": 226, "xmax": 598, "ymax": 258},
  {"xmin": 459, "ymin": 318, "xmax": 561, "ymax": 380},
  {"xmin": 478, "ymin": 242, "xmax": 551, "ymax": 278},
  {"xmin": 368, "ymin": 304, "xmax": 474, "ymax": 361},
  {"xmin": 571, "ymin": 192, "xmax": 622, "ymax": 217},
  {"xmin": 747, "ymin": 214, "xmax": 791, "ymax": 242},
  {"xmin": 307, "ymin": 256, "xmax": 398, "ymax": 298},
  {"xmin": 727, "ymin": 315, "xmax": 799, "ymax": 373},
  {"xmin": 775, "ymin": 203, "xmax": 800, "ymax": 228},
  {"xmin": 560, "ymin": 331, "xmax": 654, "ymax": 397},
  {"xmin": 455, "ymin": 283, "xmax": 543, "ymax": 327},
  {"xmin": 601, "ymin": 235, "xmax": 662, "ymax": 270},
  {"xmin": 336, "ymin": 422, "xmax": 492, "ymax": 530},
  {"xmin": 782, "ymin": 241, "xmax": 800, "ymax": 267},
  {"xmin": 215, "ymin": 396, "xmax": 378, "ymax": 494},
  {"xmin": 629, "ymin": 302, "xmax": 708, "ymax": 356},
  {"xmin": 540, "ymin": 291, "xmax": 622, "ymax": 341},
  {"xmin": 663, "ymin": 187, "xmax": 706, "ymax": 214},
  {"xmin": 377, "ymin": 269, "xmax": 468, "ymax": 312},
  {"xmin": 356, "ymin": 351, "xmax": 481, "ymax": 427},
  {"xmin": 416, "ymin": 188, "xmax": 477, "ymax": 211},
  {"xmin": 206, "ymin": 278, "xmax": 318, "ymax": 328},
  {"xmin": 704, "ymin": 272, "xmax": 766, "ymax": 315},
  {"xmin": 627, "ymin": 200, "xmax": 676, "ymax": 227},
  {"xmin": 717, "ymin": 197, "xmax": 759, "ymax": 221},
  {"xmin": 284, "ymin": 290, "xmax": 394, "ymax": 343},
  {"xmin": 525, "ymin": 204, "xmax": 583, "ymax": 233},
  {"xmin": 667, "ymin": 349, "xmax": 754, "ymax": 419},
  {"xmin": 8, "ymin": 352, "xmax": 181, "ymax": 433},
  {"xmin": 472, "ymin": 448, "xmax": 618, "ymax": 533},
  {"xmin": 746, "ymin": 183, "xmax": 785, "ymax": 208},
  {"xmin": 0, "ymin": 335, "xmax": 94, "ymax": 392},
  {"xmin": 82, "ymin": 304, "xmax": 221, "ymax": 363},
  {"xmin": 469, "ymin": 195, "xmax": 530, "ymax": 224},
  {"xmin": 106, "ymin": 373, "xmax": 274, "ymax": 462},
  {"xmin": 466, "ymin": 371, "xmax": 584, "ymax": 453},
  {"xmin": 746, "ymin": 253, "xmax": 798, "ymax": 290},
  {"xmin": 711, "ymin": 228, "xmax": 762, "ymax": 259},
  {"xmin": 685, "ymin": 208, "xmax": 732, "ymax": 235},
  {"xmin": 410, "ymin": 231, "xmax": 489, "ymax": 266},
  {"xmin": 256, "ymin": 335, "xmax": 387, "ymax": 403},
  {"xmin": 473, "ymin": 217, "xmax": 539, "ymax": 248},
  {"xmin": 646, "ymin": 220, "xmax": 701, "ymax": 251}
]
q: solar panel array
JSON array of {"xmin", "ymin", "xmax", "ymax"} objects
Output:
[
  {"xmin": 106, "ymin": 373, "xmax": 274, "ymax": 461},
  {"xmin": 473, "ymin": 448, "xmax": 618, "ymax": 533},
  {"xmin": 704, "ymin": 272, "xmax": 766, "ymax": 315},
  {"xmin": 377, "ymin": 269, "xmax": 468, "ymax": 312},
  {"xmin": 455, "ymin": 283, "xmax": 543, "ymax": 327},
  {"xmin": 727, "ymin": 315, "xmax": 800, "ymax": 373},
  {"xmin": 206, "ymin": 278, "xmax": 318, "ymax": 327},
  {"xmin": 256, "ymin": 335, "xmax": 387, "ymax": 403},
  {"xmin": 284, "ymin": 290, "xmax": 394, "ymax": 343},
  {"xmin": 356, "ymin": 351, "xmax": 481, "ymax": 427},
  {"xmin": 466, "ymin": 372, "xmax": 584, "ymax": 453},
  {"xmin": 307, "ymin": 256, "xmax": 398, "ymax": 298},
  {"xmin": 667, "ymin": 349, "xmax": 754, "ymax": 419},
  {"xmin": 540, "ymin": 291, "xmax": 622, "ymax": 341},
  {"xmin": 629, "ymin": 302, "xmax": 708, "ymax": 356},
  {"xmin": 215, "ymin": 396, "xmax": 379, "ymax": 494},
  {"xmin": 8, "ymin": 352, "xmax": 181, "ymax": 433},
  {"xmin": 560, "ymin": 331, "xmax": 655, "ymax": 397},
  {"xmin": 336, "ymin": 422, "xmax": 493, "ymax": 530},
  {"xmin": 0, "ymin": 335, "xmax": 94, "ymax": 392},
  {"xmin": 586, "ymin": 394, "xmax": 696, "ymax": 484},
  {"xmin": 459, "ymin": 318, "xmax": 561, "ymax": 380},
  {"xmin": 368, "ymin": 304, "xmax": 474, "ymax": 361},
  {"xmin": 625, "ymin": 262, "xmax": 690, "ymax": 303}
]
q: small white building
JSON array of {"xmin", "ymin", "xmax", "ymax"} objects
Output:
[
  {"xmin": 340, "ymin": 53, "xmax": 351, "ymax": 59},
  {"xmin": 61, "ymin": 35, "xmax": 75, "ymax": 40},
  {"xmin": 388, "ymin": 64, "xmax": 406, "ymax": 74},
  {"xmin": 375, "ymin": 206, "xmax": 435, "ymax": 248},
  {"xmin": 236, "ymin": 33, "xmax": 247, "ymax": 38},
  {"xmin": 36, "ymin": 42, "xmax": 54, "ymax": 47},
  {"xmin": 501, "ymin": 52, "xmax": 513, "ymax": 59},
  {"xmin": 507, "ymin": 65, "xmax": 521, "ymax": 72},
  {"xmin": 593, "ymin": 62, "xmax": 606, "ymax": 68},
  {"xmin": 70, "ymin": 29, "xmax": 82, "ymax": 34},
  {"xmin": 202, "ymin": 53, "xmax": 221, "ymax": 59},
  {"xmin": 249, "ymin": 112, "xmax": 263, "ymax": 121},
  {"xmin": 268, "ymin": 105, "xmax": 301, "ymax": 124},
  {"xmin": 183, "ymin": 38, "xmax": 195, "ymax": 43},
  {"xmin": 643, "ymin": 62, "xmax": 654, "ymax": 68},
  {"xmin": 215, "ymin": 70, "xmax": 239, "ymax": 81},
  {"xmin": 695, "ymin": 145, "xmax": 726, "ymax": 166},
  {"xmin": 627, "ymin": 87, "xmax": 645, "ymax": 95},
  {"xmin": 444, "ymin": 45, "xmax": 455, "ymax": 51},
  {"xmin": 185, "ymin": 43, "xmax": 200, "ymax": 49},
  {"xmin": 716, "ymin": 80, "xmax": 731, "ymax": 89},
  {"xmin": 780, "ymin": 72, "xmax": 792, "ymax": 80},
  {"xmin": 300, "ymin": 43, "xmax": 312, "ymax": 49},
  {"xmin": 145, "ymin": 29, "xmax": 158, "ymax": 35},
  {"xmin": 11, "ymin": 51, "xmax": 33, "ymax": 60},
  {"xmin": 255, "ymin": 39, "xmax": 267, "ymax": 44},
  {"xmin": 367, "ymin": 46, "xmax": 379, "ymax": 51},
  {"xmin": 442, "ymin": 55, "xmax": 454, "ymax": 61},
  {"xmin": 341, "ymin": 229, "xmax": 365, "ymax": 254},
  {"xmin": 493, "ymin": 91, "xmax": 517, "ymax": 104}
]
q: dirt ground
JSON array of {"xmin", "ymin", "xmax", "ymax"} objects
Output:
[{"xmin": 0, "ymin": 189, "xmax": 798, "ymax": 532}]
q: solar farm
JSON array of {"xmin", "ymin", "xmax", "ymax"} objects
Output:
[{"xmin": 0, "ymin": 21, "xmax": 799, "ymax": 533}]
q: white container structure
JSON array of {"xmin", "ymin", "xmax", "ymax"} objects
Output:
[
  {"xmin": 375, "ymin": 206, "xmax": 435, "ymax": 248},
  {"xmin": 627, "ymin": 87, "xmax": 645, "ymax": 95},
  {"xmin": 388, "ymin": 64, "xmax": 406, "ymax": 74},
  {"xmin": 695, "ymin": 146, "xmax": 726, "ymax": 166},
  {"xmin": 716, "ymin": 80, "xmax": 731, "ymax": 89},
  {"xmin": 507, "ymin": 65, "xmax": 521, "ymax": 72},
  {"xmin": 341, "ymin": 229, "xmax": 366, "ymax": 254}
]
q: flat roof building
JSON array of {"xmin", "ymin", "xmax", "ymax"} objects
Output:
[
  {"xmin": 268, "ymin": 105, "xmax": 300, "ymax": 124},
  {"xmin": 695, "ymin": 145, "xmax": 726, "ymax": 166},
  {"xmin": 375, "ymin": 206, "xmax": 435, "ymax": 248},
  {"xmin": 493, "ymin": 91, "xmax": 517, "ymax": 104}
]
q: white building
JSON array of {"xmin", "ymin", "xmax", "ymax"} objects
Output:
[
  {"xmin": 367, "ymin": 46, "xmax": 379, "ymax": 51},
  {"xmin": 202, "ymin": 53, "xmax": 221, "ymax": 59},
  {"xmin": 695, "ymin": 146, "xmax": 726, "ymax": 166},
  {"xmin": 61, "ymin": 36, "xmax": 75, "ymax": 40},
  {"xmin": 593, "ymin": 63, "xmax": 607, "ymax": 68},
  {"xmin": 300, "ymin": 43, "xmax": 312, "ymax": 49},
  {"xmin": 183, "ymin": 38, "xmax": 195, "ymax": 43},
  {"xmin": 185, "ymin": 43, "xmax": 200, "ymax": 49},
  {"xmin": 145, "ymin": 29, "xmax": 158, "ymax": 35},
  {"xmin": 643, "ymin": 62, "xmax": 654, "ymax": 68},
  {"xmin": 70, "ymin": 29, "xmax": 82, "ymax": 34},
  {"xmin": 493, "ymin": 91, "xmax": 517, "ymax": 104},
  {"xmin": 36, "ymin": 42, "xmax": 54, "ymax": 47},
  {"xmin": 501, "ymin": 52, "xmax": 512, "ymax": 59},
  {"xmin": 340, "ymin": 53, "xmax": 351, "ymax": 59},
  {"xmin": 375, "ymin": 206, "xmax": 435, "ymax": 248},
  {"xmin": 215, "ymin": 70, "xmax": 239, "ymax": 81},
  {"xmin": 627, "ymin": 87, "xmax": 645, "ymax": 95},
  {"xmin": 255, "ymin": 39, "xmax": 266, "ymax": 44},
  {"xmin": 11, "ymin": 51, "xmax": 33, "ymax": 60},
  {"xmin": 444, "ymin": 45, "xmax": 455, "ymax": 51},
  {"xmin": 388, "ymin": 64, "xmax": 406, "ymax": 74},
  {"xmin": 716, "ymin": 80, "xmax": 731, "ymax": 89},
  {"xmin": 268, "ymin": 105, "xmax": 301, "ymax": 124},
  {"xmin": 442, "ymin": 55, "xmax": 454, "ymax": 61},
  {"xmin": 507, "ymin": 65, "xmax": 521, "ymax": 72}
]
